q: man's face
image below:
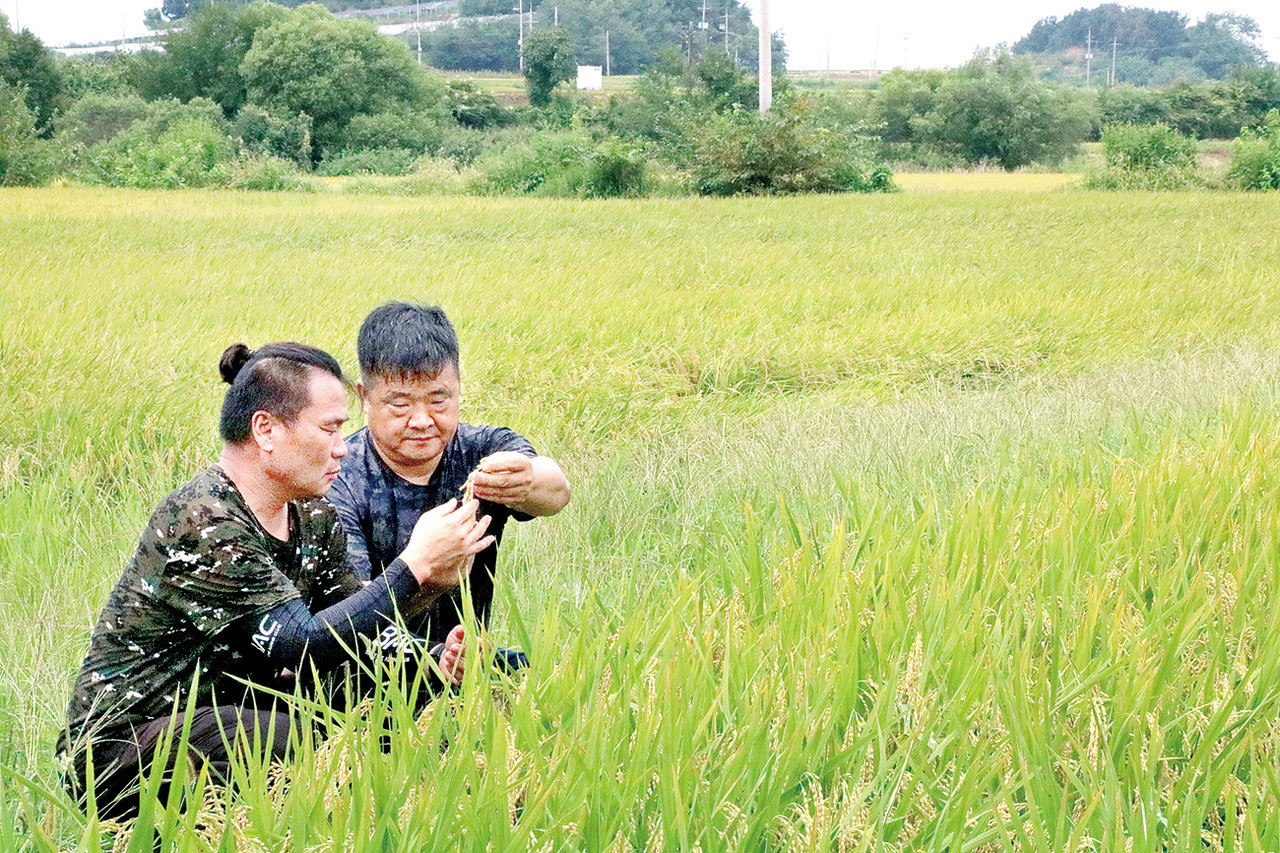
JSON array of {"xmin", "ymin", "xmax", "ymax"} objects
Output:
[
  {"xmin": 267, "ymin": 372, "xmax": 349, "ymax": 499},
  {"xmin": 360, "ymin": 366, "xmax": 461, "ymax": 475}
]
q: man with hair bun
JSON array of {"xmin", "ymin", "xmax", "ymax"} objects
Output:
[
  {"xmin": 57, "ymin": 342, "xmax": 488, "ymax": 821},
  {"xmin": 330, "ymin": 302, "xmax": 570, "ymax": 659}
]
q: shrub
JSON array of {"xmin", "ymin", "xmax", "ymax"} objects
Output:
[
  {"xmin": 342, "ymin": 157, "xmax": 477, "ymax": 196},
  {"xmin": 688, "ymin": 104, "xmax": 894, "ymax": 196},
  {"xmin": 472, "ymin": 132, "xmax": 651, "ymax": 198},
  {"xmin": 53, "ymin": 92, "xmax": 151, "ymax": 147},
  {"xmin": 80, "ymin": 114, "xmax": 238, "ymax": 188},
  {"xmin": 232, "ymin": 105, "xmax": 312, "ymax": 168},
  {"xmin": 1226, "ymin": 109, "xmax": 1280, "ymax": 190},
  {"xmin": 1083, "ymin": 122, "xmax": 1203, "ymax": 190},
  {"xmin": 865, "ymin": 50, "xmax": 1094, "ymax": 169},
  {"xmin": 581, "ymin": 139, "xmax": 647, "ymax": 198},
  {"xmin": 336, "ymin": 108, "xmax": 449, "ymax": 156},
  {"xmin": 0, "ymin": 82, "xmax": 56, "ymax": 186},
  {"xmin": 445, "ymin": 80, "xmax": 513, "ymax": 130},
  {"xmin": 436, "ymin": 126, "xmax": 488, "ymax": 166},
  {"xmin": 316, "ymin": 147, "xmax": 417, "ymax": 176},
  {"xmin": 230, "ymin": 154, "xmax": 319, "ymax": 192},
  {"xmin": 472, "ymin": 131, "xmax": 592, "ymax": 195}
]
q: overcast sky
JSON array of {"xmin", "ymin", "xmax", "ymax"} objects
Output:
[{"xmin": 3, "ymin": 0, "xmax": 1279, "ymax": 70}]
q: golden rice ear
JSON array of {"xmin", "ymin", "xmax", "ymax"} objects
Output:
[{"xmin": 463, "ymin": 472, "xmax": 476, "ymax": 504}]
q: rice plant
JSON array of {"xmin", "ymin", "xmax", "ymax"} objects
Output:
[{"xmin": 4, "ymin": 187, "xmax": 1280, "ymax": 850}]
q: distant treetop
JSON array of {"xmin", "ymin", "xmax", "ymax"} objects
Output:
[{"xmin": 1013, "ymin": 4, "xmax": 1267, "ymax": 82}]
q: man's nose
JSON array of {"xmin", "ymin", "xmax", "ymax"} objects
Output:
[{"xmin": 333, "ymin": 436, "xmax": 348, "ymax": 459}]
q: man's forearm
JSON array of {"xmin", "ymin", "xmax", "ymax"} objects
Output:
[{"xmin": 511, "ymin": 456, "xmax": 571, "ymax": 516}]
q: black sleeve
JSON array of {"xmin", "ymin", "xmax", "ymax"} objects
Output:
[{"xmin": 242, "ymin": 558, "xmax": 437, "ymax": 674}]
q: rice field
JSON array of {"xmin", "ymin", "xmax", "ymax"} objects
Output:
[{"xmin": 3, "ymin": 186, "xmax": 1280, "ymax": 850}]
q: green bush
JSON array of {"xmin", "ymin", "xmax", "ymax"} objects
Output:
[
  {"xmin": 689, "ymin": 103, "xmax": 894, "ymax": 196},
  {"xmin": 445, "ymin": 80, "xmax": 514, "ymax": 130},
  {"xmin": 436, "ymin": 126, "xmax": 488, "ymax": 166},
  {"xmin": 232, "ymin": 105, "xmax": 312, "ymax": 168},
  {"xmin": 80, "ymin": 114, "xmax": 238, "ymax": 188},
  {"xmin": 0, "ymin": 82, "xmax": 56, "ymax": 186},
  {"xmin": 336, "ymin": 108, "xmax": 449, "ymax": 156},
  {"xmin": 865, "ymin": 50, "xmax": 1094, "ymax": 169},
  {"xmin": 581, "ymin": 139, "xmax": 647, "ymax": 198},
  {"xmin": 472, "ymin": 131, "xmax": 592, "ymax": 194},
  {"xmin": 230, "ymin": 154, "xmax": 319, "ymax": 192},
  {"xmin": 316, "ymin": 147, "xmax": 417, "ymax": 176},
  {"xmin": 342, "ymin": 157, "xmax": 477, "ymax": 196},
  {"xmin": 53, "ymin": 92, "xmax": 151, "ymax": 147},
  {"xmin": 1226, "ymin": 109, "xmax": 1280, "ymax": 190},
  {"xmin": 472, "ymin": 132, "xmax": 652, "ymax": 198},
  {"xmin": 1083, "ymin": 122, "xmax": 1203, "ymax": 190}
]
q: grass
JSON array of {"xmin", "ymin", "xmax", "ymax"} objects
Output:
[
  {"xmin": 892, "ymin": 173, "xmax": 1078, "ymax": 192},
  {"xmin": 4, "ymin": 186, "xmax": 1280, "ymax": 850}
]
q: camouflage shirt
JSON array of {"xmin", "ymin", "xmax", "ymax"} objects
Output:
[
  {"xmin": 328, "ymin": 424, "xmax": 535, "ymax": 643},
  {"xmin": 57, "ymin": 465, "xmax": 360, "ymax": 768}
]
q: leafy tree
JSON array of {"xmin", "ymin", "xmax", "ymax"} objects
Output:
[
  {"xmin": 427, "ymin": 0, "xmax": 769, "ymax": 77},
  {"xmin": 1183, "ymin": 13, "xmax": 1266, "ymax": 78},
  {"xmin": 232, "ymin": 103, "xmax": 312, "ymax": 166},
  {"xmin": 59, "ymin": 55, "xmax": 135, "ymax": 101},
  {"xmin": 458, "ymin": 0, "xmax": 517, "ymax": 14},
  {"xmin": 914, "ymin": 49, "xmax": 1094, "ymax": 169},
  {"xmin": 131, "ymin": 2, "xmax": 288, "ymax": 117},
  {"xmin": 522, "ymin": 26, "xmax": 576, "ymax": 107},
  {"xmin": 241, "ymin": 5, "xmax": 436, "ymax": 156},
  {"xmin": 54, "ymin": 93, "xmax": 152, "ymax": 146},
  {"xmin": 419, "ymin": 18, "xmax": 519, "ymax": 72},
  {"xmin": 0, "ymin": 80, "xmax": 54, "ymax": 184},
  {"xmin": 1015, "ymin": 5, "xmax": 1266, "ymax": 83},
  {"xmin": 870, "ymin": 68, "xmax": 946, "ymax": 144},
  {"xmin": 1015, "ymin": 5, "xmax": 1189, "ymax": 61},
  {"xmin": 1098, "ymin": 83, "xmax": 1168, "ymax": 128},
  {"xmin": 0, "ymin": 14, "xmax": 63, "ymax": 133},
  {"xmin": 1227, "ymin": 108, "xmax": 1280, "ymax": 190}
]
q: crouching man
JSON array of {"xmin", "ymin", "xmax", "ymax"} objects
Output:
[
  {"xmin": 57, "ymin": 342, "xmax": 487, "ymax": 820},
  {"xmin": 328, "ymin": 302, "xmax": 570, "ymax": 652}
]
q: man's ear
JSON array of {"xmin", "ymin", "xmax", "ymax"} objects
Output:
[
  {"xmin": 250, "ymin": 409, "xmax": 277, "ymax": 452},
  {"xmin": 357, "ymin": 379, "xmax": 370, "ymax": 413}
]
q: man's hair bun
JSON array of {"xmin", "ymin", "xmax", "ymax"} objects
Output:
[{"xmin": 219, "ymin": 343, "xmax": 254, "ymax": 385}]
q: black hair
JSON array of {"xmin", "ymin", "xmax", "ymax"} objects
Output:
[
  {"xmin": 356, "ymin": 302, "xmax": 459, "ymax": 385},
  {"xmin": 218, "ymin": 342, "xmax": 344, "ymax": 444}
]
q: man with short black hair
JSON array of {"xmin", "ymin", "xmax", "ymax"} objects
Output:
[
  {"xmin": 58, "ymin": 342, "xmax": 483, "ymax": 820},
  {"xmin": 329, "ymin": 302, "xmax": 570, "ymax": 648}
]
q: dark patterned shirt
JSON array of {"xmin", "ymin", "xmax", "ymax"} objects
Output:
[
  {"xmin": 328, "ymin": 424, "xmax": 535, "ymax": 643},
  {"xmin": 57, "ymin": 465, "xmax": 359, "ymax": 768}
]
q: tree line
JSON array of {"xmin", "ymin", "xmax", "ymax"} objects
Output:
[
  {"xmin": 0, "ymin": 3, "xmax": 872, "ymax": 195},
  {"xmin": 1015, "ymin": 5, "xmax": 1266, "ymax": 83},
  {"xmin": 3, "ymin": 2, "xmax": 1280, "ymax": 193},
  {"xmin": 862, "ymin": 49, "xmax": 1280, "ymax": 169}
]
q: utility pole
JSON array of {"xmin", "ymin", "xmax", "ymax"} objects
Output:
[
  {"xmin": 1110, "ymin": 36, "xmax": 1117, "ymax": 86},
  {"xmin": 1085, "ymin": 27, "xmax": 1093, "ymax": 86},
  {"xmin": 723, "ymin": 3, "xmax": 730, "ymax": 52},
  {"xmin": 416, "ymin": 0, "xmax": 422, "ymax": 66},
  {"xmin": 758, "ymin": 0, "xmax": 771, "ymax": 112},
  {"xmin": 518, "ymin": 0, "xmax": 524, "ymax": 72},
  {"xmin": 605, "ymin": 30, "xmax": 610, "ymax": 76}
]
